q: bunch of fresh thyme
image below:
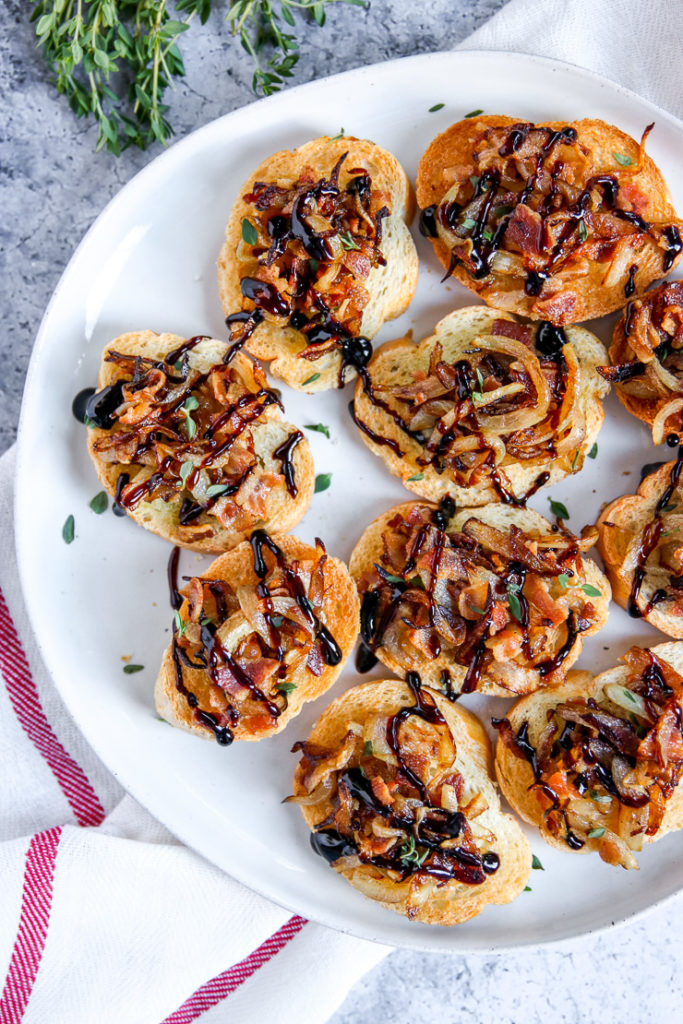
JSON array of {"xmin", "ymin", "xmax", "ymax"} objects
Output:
[{"xmin": 29, "ymin": 0, "xmax": 366, "ymax": 156}]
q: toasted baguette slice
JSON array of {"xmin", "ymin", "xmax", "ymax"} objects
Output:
[
  {"xmin": 495, "ymin": 643, "xmax": 683, "ymax": 868},
  {"xmin": 155, "ymin": 533, "xmax": 360, "ymax": 743},
  {"xmin": 217, "ymin": 136, "xmax": 418, "ymax": 392},
  {"xmin": 349, "ymin": 500, "xmax": 610, "ymax": 696},
  {"xmin": 292, "ymin": 678, "xmax": 531, "ymax": 924},
  {"xmin": 597, "ymin": 456, "xmax": 683, "ymax": 635},
  {"xmin": 352, "ymin": 306, "xmax": 608, "ymax": 505},
  {"xmin": 416, "ymin": 116, "xmax": 682, "ymax": 324},
  {"xmin": 86, "ymin": 331, "xmax": 314, "ymax": 553},
  {"xmin": 600, "ymin": 280, "xmax": 683, "ymax": 444}
]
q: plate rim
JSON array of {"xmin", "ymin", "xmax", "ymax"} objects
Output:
[{"xmin": 14, "ymin": 46, "xmax": 683, "ymax": 954}]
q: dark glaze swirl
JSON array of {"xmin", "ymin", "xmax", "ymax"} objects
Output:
[
  {"xmin": 86, "ymin": 337, "xmax": 304, "ymax": 543},
  {"xmin": 420, "ymin": 119, "xmax": 682, "ymax": 322},
  {"xmin": 352, "ymin": 316, "xmax": 599, "ymax": 503},
  {"xmin": 295, "ymin": 674, "xmax": 499, "ymax": 890},
  {"xmin": 227, "ymin": 154, "xmax": 389, "ymax": 384},
  {"xmin": 599, "ymin": 280, "xmax": 683, "ymax": 444},
  {"xmin": 354, "ymin": 502, "xmax": 603, "ymax": 695},
  {"xmin": 494, "ymin": 646, "xmax": 683, "ymax": 867},
  {"xmin": 169, "ymin": 532, "xmax": 341, "ymax": 744}
]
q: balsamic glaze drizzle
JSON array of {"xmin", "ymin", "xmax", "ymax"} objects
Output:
[
  {"xmin": 309, "ymin": 673, "xmax": 498, "ymax": 885},
  {"xmin": 249, "ymin": 530, "xmax": 342, "ymax": 667},
  {"xmin": 227, "ymin": 160, "xmax": 386, "ymax": 386},
  {"xmin": 422, "ymin": 120, "xmax": 679, "ymax": 290},
  {"xmin": 628, "ymin": 447, "xmax": 683, "ymax": 617}
]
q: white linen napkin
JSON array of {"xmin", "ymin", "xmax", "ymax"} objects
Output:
[{"xmin": 2, "ymin": 1, "xmax": 682, "ymax": 1021}]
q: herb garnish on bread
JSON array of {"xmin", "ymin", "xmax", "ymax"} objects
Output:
[
  {"xmin": 291, "ymin": 675, "xmax": 531, "ymax": 924},
  {"xmin": 217, "ymin": 136, "xmax": 418, "ymax": 391},
  {"xmin": 86, "ymin": 331, "xmax": 313, "ymax": 552},
  {"xmin": 417, "ymin": 116, "xmax": 682, "ymax": 323},
  {"xmin": 494, "ymin": 643, "xmax": 683, "ymax": 869}
]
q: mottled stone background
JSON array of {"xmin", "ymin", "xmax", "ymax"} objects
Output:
[{"xmin": 2, "ymin": 2, "xmax": 681, "ymax": 1022}]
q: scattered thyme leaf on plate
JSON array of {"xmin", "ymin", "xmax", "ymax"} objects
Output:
[
  {"xmin": 123, "ymin": 664, "xmax": 144, "ymax": 675},
  {"xmin": 314, "ymin": 473, "xmax": 332, "ymax": 493},
  {"xmin": 428, "ymin": 102, "xmax": 445, "ymax": 112},
  {"xmin": 62, "ymin": 514, "xmax": 75, "ymax": 544},
  {"xmin": 304, "ymin": 423, "xmax": 330, "ymax": 439},
  {"xmin": 549, "ymin": 498, "xmax": 569, "ymax": 520},
  {"xmin": 89, "ymin": 491, "xmax": 108, "ymax": 514}
]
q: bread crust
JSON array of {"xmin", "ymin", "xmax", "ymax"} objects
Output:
[
  {"xmin": 352, "ymin": 306, "xmax": 609, "ymax": 505},
  {"xmin": 217, "ymin": 136, "xmax": 418, "ymax": 392},
  {"xmin": 86, "ymin": 331, "xmax": 314, "ymax": 553},
  {"xmin": 597, "ymin": 457, "xmax": 683, "ymax": 636},
  {"xmin": 155, "ymin": 534, "xmax": 360, "ymax": 742},
  {"xmin": 292, "ymin": 679, "xmax": 531, "ymax": 924},
  {"xmin": 416, "ymin": 116, "xmax": 682, "ymax": 324},
  {"xmin": 349, "ymin": 500, "xmax": 610, "ymax": 696},
  {"xmin": 495, "ymin": 645, "xmax": 683, "ymax": 859}
]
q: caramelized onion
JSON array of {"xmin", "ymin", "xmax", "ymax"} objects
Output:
[
  {"xmin": 473, "ymin": 335, "xmax": 551, "ymax": 432},
  {"xmin": 652, "ymin": 398, "xmax": 683, "ymax": 445}
]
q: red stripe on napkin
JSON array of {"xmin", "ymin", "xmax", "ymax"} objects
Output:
[
  {"xmin": 0, "ymin": 827, "xmax": 62, "ymax": 1024},
  {"xmin": 0, "ymin": 587, "xmax": 105, "ymax": 827},
  {"xmin": 161, "ymin": 915, "xmax": 307, "ymax": 1023}
]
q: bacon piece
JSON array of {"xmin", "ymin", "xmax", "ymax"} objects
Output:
[
  {"xmin": 503, "ymin": 204, "xmax": 544, "ymax": 257},
  {"xmin": 619, "ymin": 183, "xmax": 649, "ymax": 217},
  {"xmin": 524, "ymin": 576, "xmax": 567, "ymax": 627},
  {"xmin": 370, "ymin": 775, "xmax": 394, "ymax": 806},
  {"xmin": 492, "ymin": 319, "xmax": 532, "ymax": 346},
  {"xmin": 306, "ymin": 642, "xmax": 325, "ymax": 677}
]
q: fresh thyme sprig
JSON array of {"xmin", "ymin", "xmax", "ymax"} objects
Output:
[
  {"xmin": 227, "ymin": 0, "xmax": 367, "ymax": 96},
  {"xmin": 30, "ymin": 0, "xmax": 211, "ymax": 154},
  {"xmin": 30, "ymin": 0, "xmax": 367, "ymax": 155}
]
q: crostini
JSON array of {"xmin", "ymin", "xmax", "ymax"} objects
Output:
[
  {"xmin": 86, "ymin": 331, "xmax": 314, "ymax": 553},
  {"xmin": 290, "ymin": 675, "xmax": 531, "ymax": 924},
  {"xmin": 351, "ymin": 306, "xmax": 608, "ymax": 505},
  {"xmin": 349, "ymin": 500, "xmax": 610, "ymax": 696},
  {"xmin": 598, "ymin": 452, "xmax": 683, "ymax": 635},
  {"xmin": 416, "ymin": 116, "xmax": 682, "ymax": 324},
  {"xmin": 494, "ymin": 643, "xmax": 683, "ymax": 868},
  {"xmin": 598, "ymin": 280, "xmax": 683, "ymax": 444},
  {"xmin": 217, "ymin": 136, "xmax": 418, "ymax": 391},
  {"xmin": 155, "ymin": 531, "xmax": 360, "ymax": 744}
]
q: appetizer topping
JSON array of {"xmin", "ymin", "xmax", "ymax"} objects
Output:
[
  {"xmin": 494, "ymin": 646, "xmax": 683, "ymax": 868},
  {"xmin": 618, "ymin": 447, "xmax": 683, "ymax": 619},
  {"xmin": 170, "ymin": 531, "xmax": 341, "ymax": 744},
  {"xmin": 598, "ymin": 281, "xmax": 683, "ymax": 444},
  {"xmin": 356, "ymin": 501, "xmax": 600, "ymax": 693},
  {"xmin": 291, "ymin": 673, "xmax": 500, "ymax": 907},
  {"xmin": 87, "ymin": 338, "xmax": 300, "ymax": 542},
  {"xmin": 422, "ymin": 121, "xmax": 681, "ymax": 307},
  {"xmin": 353, "ymin": 318, "xmax": 589, "ymax": 495},
  {"xmin": 227, "ymin": 154, "xmax": 390, "ymax": 378}
]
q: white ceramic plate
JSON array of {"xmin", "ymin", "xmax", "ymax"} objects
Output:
[{"xmin": 16, "ymin": 50, "xmax": 683, "ymax": 952}]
